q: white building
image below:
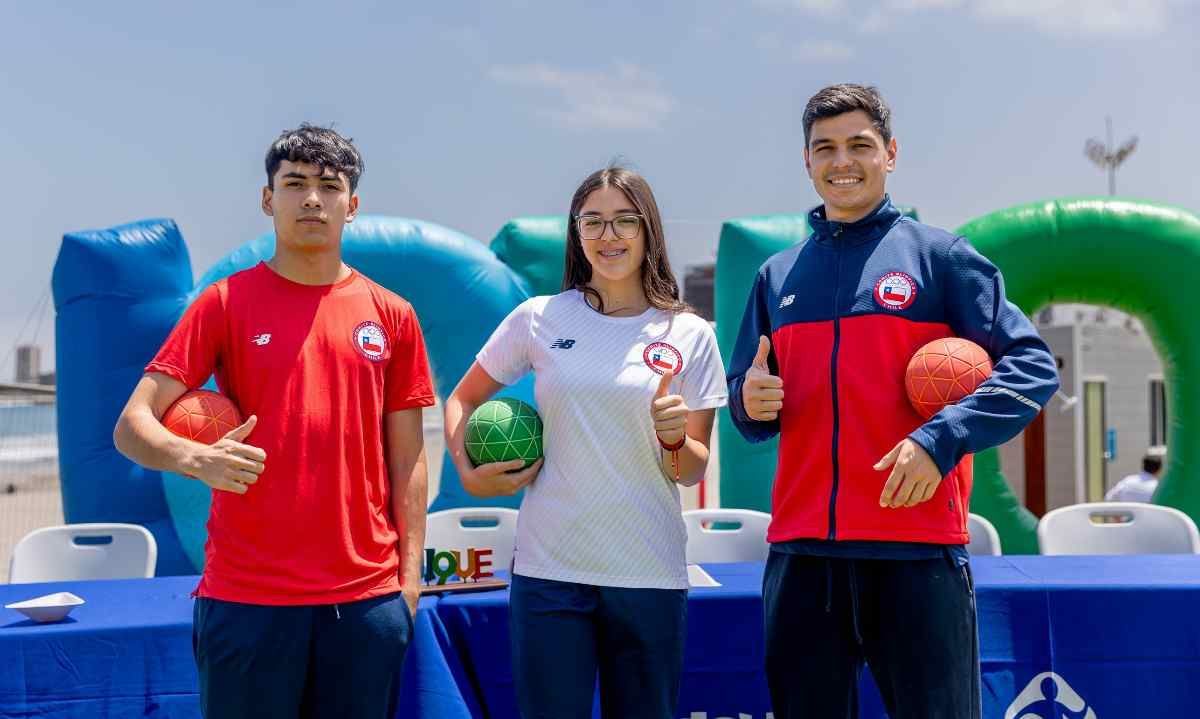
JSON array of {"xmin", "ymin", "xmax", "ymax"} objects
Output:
[{"xmin": 998, "ymin": 304, "xmax": 1166, "ymax": 512}]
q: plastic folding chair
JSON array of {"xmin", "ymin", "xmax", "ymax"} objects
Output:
[
  {"xmin": 967, "ymin": 513, "xmax": 1003, "ymax": 556},
  {"xmin": 1038, "ymin": 502, "xmax": 1200, "ymax": 555},
  {"xmin": 424, "ymin": 508, "xmax": 520, "ymax": 574},
  {"xmin": 9, "ymin": 523, "xmax": 157, "ymax": 583},
  {"xmin": 681, "ymin": 508, "xmax": 772, "ymax": 563}
]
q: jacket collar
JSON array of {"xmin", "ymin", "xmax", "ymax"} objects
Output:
[{"xmin": 808, "ymin": 195, "xmax": 901, "ymax": 246}]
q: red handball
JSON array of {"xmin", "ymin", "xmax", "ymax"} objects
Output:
[
  {"xmin": 162, "ymin": 390, "xmax": 243, "ymax": 445},
  {"xmin": 905, "ymin": 338, "xmax": 993, "ymax": 420}
]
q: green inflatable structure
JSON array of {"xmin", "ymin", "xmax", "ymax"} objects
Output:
[
  {"xmin": 712, "ymin": 208, "xmax": 919, "ymax": 518},
  {"xmin": 716, "ymin": 198, "xmax": 1200, "ymax": 553},
  {"xmin": 491, "ymin": 217, "xmax": 569, "ymax": 297}
]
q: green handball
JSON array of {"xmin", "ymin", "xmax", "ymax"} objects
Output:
[{"xmin": 465, "ymin": 398, "xmax": 544, "ymax": 468}]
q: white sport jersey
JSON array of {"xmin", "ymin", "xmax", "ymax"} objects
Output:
[
  {"xmin": 1105, "ymin": 472, "xmax": 1159, "ymax": 503},
  {"xmin": 476, "ymin": 290, "xmax": 728, "ymax": 589}
]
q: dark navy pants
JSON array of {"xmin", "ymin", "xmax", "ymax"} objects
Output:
[
  {"xmin": 763, "ymin": 552, "xmax": 981, "ymax": 719},
  {"xmin": 509, "ymin": 574, "xmax": 687, "ymax": 719},
  {"xmin": 192, "ymin": 592, "xmax": 412, "ymax": 719}
]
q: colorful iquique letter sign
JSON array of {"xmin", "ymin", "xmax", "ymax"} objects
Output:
[{"xmin": 423, "ymin": 546, "xmax": 495, "ymax": 585}]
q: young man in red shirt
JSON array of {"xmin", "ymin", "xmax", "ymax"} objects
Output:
[{"xmin": 114, "ymin": 124, "xmax": 435, "ymax": 719}]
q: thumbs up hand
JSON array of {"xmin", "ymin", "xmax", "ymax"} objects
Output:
[
  {"xmin": 742, "ymin": 335, "xmax": 784, "ymax": 422},
  {"xmin": 186, "ymin": 415, "xmax": 268, "ymax": 495},
  {"xmin": 650, "ymin": 370, "xmax": 689, "ymax": 446}
]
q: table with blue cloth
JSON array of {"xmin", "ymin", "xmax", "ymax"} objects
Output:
[
  {"xmin": 436, "ymin": 556, "xmax": 1200, "ymax": 718},
  {"xmin": 4, "ymin": 557, "xmax": 1200, "ymax": 718},
  {"xmin": 0, "ymin": 576, "xmax": 474, "ymax": 719}
]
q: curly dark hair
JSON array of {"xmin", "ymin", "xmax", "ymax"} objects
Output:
[{"xmin": 265, "ymin": 123, "xmax": 364, "ymax": 192}]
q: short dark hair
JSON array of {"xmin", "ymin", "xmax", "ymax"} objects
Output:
[
  {"xmin": 1143, "ymin": 455, "xmax": 1164, "ymax": 474},
  {"xmin": 265, "ymin": 123, "xmax": 364, "ymax": 192},
  {"xmin": 802, "ymin": 84, "xmax": 892, "ymax": 147}
]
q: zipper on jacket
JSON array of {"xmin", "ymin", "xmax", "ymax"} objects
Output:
[{"xmin": 828, "ymin": 226, "xmax": 843, "ymax": 540}]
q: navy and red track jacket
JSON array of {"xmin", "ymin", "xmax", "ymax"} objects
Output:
[{"xmin": 727, "ymin": 197, "xmax": 1059, "ymax": 545}]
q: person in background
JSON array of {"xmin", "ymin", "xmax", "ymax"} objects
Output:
[{"xmin": 1106, "ymin": 450, "xmax": 1165, "ymax": 503}]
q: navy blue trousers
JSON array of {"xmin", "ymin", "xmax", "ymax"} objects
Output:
[
  {"xmin": 763, "ymin": 551, "xmax": 981, "ymax": 719},
  {"xmin": 192, "ymin": 592, "xmax": 412, "ymax": 719},
  {"xmin": 509, "ymin": 574, "xmax": 687, "ymax": 719}
]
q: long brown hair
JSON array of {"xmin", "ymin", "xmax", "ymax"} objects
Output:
[{"xmin": 562, "ymin": 166, "xmax": 691, "ymax": 315}]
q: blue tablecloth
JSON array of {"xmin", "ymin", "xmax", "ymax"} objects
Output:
[
  {"xmin": 0, "ymin": 576, "xmax": 473, "ymax": 719},
  {"xmin": 5, "ymin": 557, "xmax": 1200, "ymax": 718},
  {"xmin": 436, "ymin": 556, "xmax": 1200, "ymax": 718}
]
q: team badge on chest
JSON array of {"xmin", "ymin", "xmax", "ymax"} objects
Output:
[
  {"xmin": 873, "ymin": 271, "xmax": 918, "ymax": 311},
  {"xmin": 643, "ymin": 342, "xmax": 684, "ymax": 375},
  {"xmin": 353, "ymin": 321, "xmax": 389, "ymax": 361}
]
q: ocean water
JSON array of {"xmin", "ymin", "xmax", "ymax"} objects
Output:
[
  {"xmin": 0, "ymin": 399, "xmax": 446, "ymax": 494},
  {"xmin": 0, "ymin": 401, "xmax": 58, "ymax": 480}
]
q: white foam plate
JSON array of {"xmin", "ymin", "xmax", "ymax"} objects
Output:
[
  {"xmin": 5, "ymin": 592, "xmax": 86, "ymax": 623},
  {"xmin": 687, "ymin": 564, "xmax": 722, "ymax": 588}
]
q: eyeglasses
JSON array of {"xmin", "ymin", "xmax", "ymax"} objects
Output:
[{"xmin": 574, "ymin": 213, "xmax": 643, "ymax": 241}]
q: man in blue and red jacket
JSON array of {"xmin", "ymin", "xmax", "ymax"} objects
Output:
[{"xmin": 727, "ymin": 84, "xmax": 1059, "ymax": 719}]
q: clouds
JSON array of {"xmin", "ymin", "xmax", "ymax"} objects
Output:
[
  {"xmin": 973, "ymin": 0, "xmax": 1171, "ymax": 38},
  {"xmin": 751, "ymin": 0, "xmax": 848, "ymax": 16},
  {"xmin": 488, "ymin": 62, "xmax": 676, "ymax": 131},
  {"xmin": 755, "ymin": 0, "xmax": 1179, "ymax": 38},
  {"xmin": 757, "ymin": 34, "xmax": 855, "ymax": 62}
]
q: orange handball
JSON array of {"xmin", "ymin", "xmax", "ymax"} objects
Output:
[
  {"xmin": 905, "ymin": 338, "xmax": 993, "ymax": 420},
  {"xmin": 162, "ymin": 390, "xmax": 243, "ymax": 445}
]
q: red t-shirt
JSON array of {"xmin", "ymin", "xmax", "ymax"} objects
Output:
[{"xmin": 146, "ymin": 262, "xmax": 435, "ymax": 605}]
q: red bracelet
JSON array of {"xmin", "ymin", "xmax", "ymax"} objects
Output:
[
  {"xmin": 657, "ymin": 434, "xmax": 685, "ymax": 482},
  {"xmin": 657, "ymin": 434, "xmax": 685, "ymax": 451}
]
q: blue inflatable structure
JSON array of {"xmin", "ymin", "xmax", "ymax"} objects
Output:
[{"xmin": 53, "ymin": 216, "xmax": 533, "ymax": 574}]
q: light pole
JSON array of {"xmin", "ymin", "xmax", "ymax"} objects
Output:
[{"xmin": 1085, "ymin": 116, "xmax": 1138, "ymax": 196}]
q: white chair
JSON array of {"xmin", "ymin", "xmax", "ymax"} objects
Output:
[
  {"xmin": 1038, "ymin": 502, "xmax": 1200, "ymax": 555},
  {"xmin": 9, "ymin": 523, "xmax": 157, "ymax": 583},
  {"xmin": 967, "ymin": 513, "xmax": 1002, "ymax": 556},
  {"xmin": 682, "ymin": 509, "xmax": 772, "ymax": 563},
  {"xmin": 425, "ymin": 508, "xmax": 520, "ymax": 574}
]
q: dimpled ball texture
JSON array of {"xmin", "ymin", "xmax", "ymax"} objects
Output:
[
  {"xmin": 162, "ymin": 390, "xmax": 243, "ymax": 445},
  {"xmin": 465, "ymin": 398, "xmax": 544, "ymax": 468},
  {"xmin": 905, "ymin": 338, "xmax": 993, "ymax": 420}
]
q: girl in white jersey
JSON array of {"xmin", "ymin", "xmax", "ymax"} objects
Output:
[{"xmin": 445, "ymin": 167, "xmax": 728, "ymax": 718}]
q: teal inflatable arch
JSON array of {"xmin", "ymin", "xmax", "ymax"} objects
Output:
[
  {"xmin": 716, "ymin": 198, "xmax": 1200, "ymax": 553},
  {"xmin": 713, "ymin": 208, "xmax": 919, "ymax": 513},
  {"xmin": 54, "ymin": 215, "xmax": 535, "ymax": 573}
]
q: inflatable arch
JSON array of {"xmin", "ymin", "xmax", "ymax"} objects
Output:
[
  {"xmin": 716, "ymin": 199, "xmax": 1200, "ymax": 552},
  {"xmin": 54, "ymin": 216, "xmax": 535, "ymax": 574}
]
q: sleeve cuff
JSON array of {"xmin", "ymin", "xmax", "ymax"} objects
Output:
[
  {"xmin": 727, "ymin": 375, "xmax": 780, "ymax": 443},
  {"xmin": 144, "ymin": 362, "xmax": 192, "ymax": 388},
  {"xmin": 907, "ymin": 426, "xmax": 960, "ymax": 478},
  {"xmin": 692, "ymin": 394, "xmax": 729, "ymax": 411},
  {"xmin": 475, "ymin": 353, "xmax": 519, "ymax": 387},
  {"xmin": 385, "ymin": 395, "xmax": 437, "ymax": 413}
]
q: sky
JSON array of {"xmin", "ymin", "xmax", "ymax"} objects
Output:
[{"xmin": 2, "ymin": 0, "xmax": 1197, "ymax": 376}]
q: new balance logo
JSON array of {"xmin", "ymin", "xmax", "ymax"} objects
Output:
[
  {"xmin": 251, "ymin": 333, "xmax": 272, "ymax": 346},
  {"xmin": 550, "ymin": 338, "xmax": 576, "ymax": 349},
  {"xmin": 779, "ymin": 295, "xmax": 795, "ymax": 308}
]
